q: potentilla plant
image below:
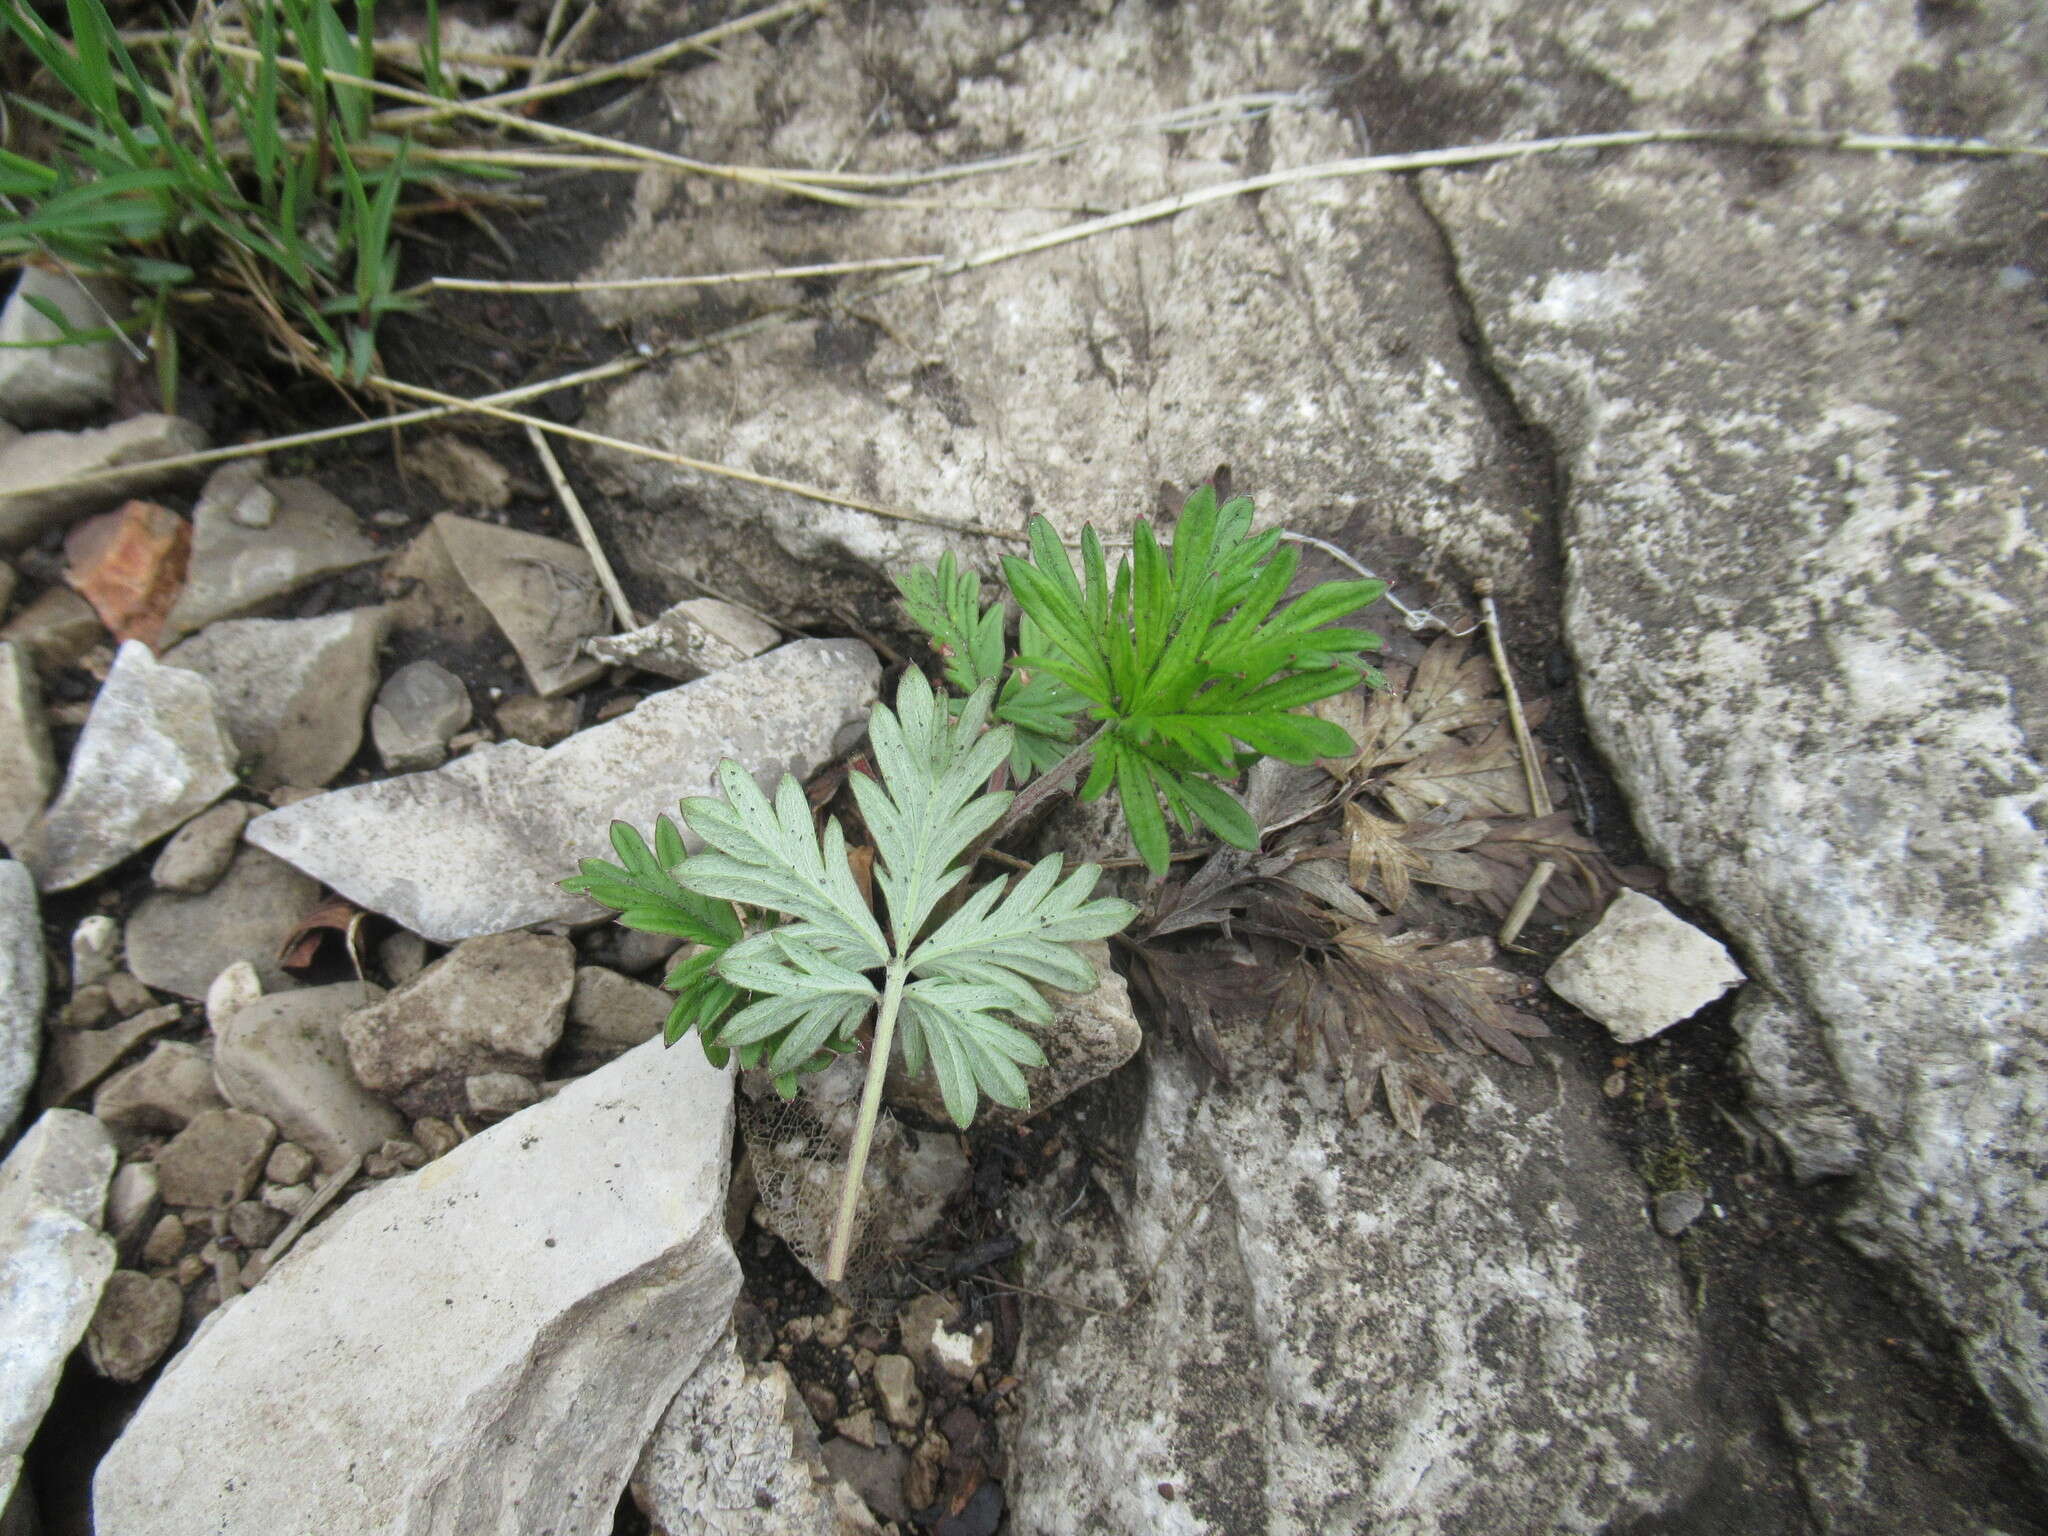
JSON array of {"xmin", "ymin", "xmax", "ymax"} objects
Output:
[{"xmin": 565, "ymin": 490, "xmax": 1387, "ymax": 1280}]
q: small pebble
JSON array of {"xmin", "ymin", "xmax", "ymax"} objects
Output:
[
  {"xmin": 227, "ymin": 1200, "xmax": 286, "ymax": 1248},
  {"xmin": 72, "ymin": 915, "xmax": 121, "ymax": 987},
  {"xmin": 1654, "ymin": 1188, "xmax": 1708, "ymax": 1237},
  {"xmin": 205, "ymin": 961, "xmax": 263, "ymax": 1030},
  {"xmin": 103, "ymin": 972, "xmax": 157, "ymax": 1018},
  {"xmin": 57, "ymin": 986, "xmax": 113, "ymax": 1030},
  {"xmin": 802, "ymin": 1383, "xmax": 839, "ymax": 1425},
  {"xmin": 265, "ymin": 1142, "xmax": 314, "ymax": 1186},
  {"xmin": 260, "ymin": 1181, "xmax": 311, "ymax": 1215},
  {"xmin": 594, "ymin": 694, "xmax": 640, "ymax": 722},
  {"xmin": 411, "ymin": 1117, "xmax": 460, "ymax": 1160},
  {"xmin": 141, "ymin": 1212, "xmax": 187, "ymax": 1267}
]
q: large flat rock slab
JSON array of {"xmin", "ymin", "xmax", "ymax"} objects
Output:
[
  {"xmin": 578, "ymin": 2, "xmax": 1542, "ymax": 624},
  {"xmin": 92, "ymin": 1036, "xmax": 740, "ymax": 1536},
  {"xmin": 245, "ymin": 639, "xmax": 879, "ymax": 942},
  {"xmin": 1006, "ymin": 1044, "xmax": 1711, "ymax": 1533},
  {"xmin": 1415, "ymin": 0, "xmax": 2048, "ymax": 1473}
]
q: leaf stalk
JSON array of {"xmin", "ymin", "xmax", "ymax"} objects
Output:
[{"xmin": 824, "ymin": 961, "xmax": 908, "ymax": 1283}]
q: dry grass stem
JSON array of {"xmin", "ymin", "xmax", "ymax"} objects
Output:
[
  {"xmin": 367, "ymin": 371, "xmax": 1018, "ymax": 538},
  {"xmin": 525, "ymin": 422, "xmax": 636, "ymax": 630},
  {"xmin": 419, "ymin": 254, "xmax": 943, "ymax": 295}
]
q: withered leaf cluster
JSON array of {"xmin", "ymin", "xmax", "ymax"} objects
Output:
[{"xmin": 1125, "ymin": 636, "xmax": 1650, "ymax": 1136}]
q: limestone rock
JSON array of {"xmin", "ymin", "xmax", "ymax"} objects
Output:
[
  {"xmin": 871, "ymin": 1355, "xmax": 922, "ymax": 1431},
  {"xmin": 84, "ymin": 1270, "xmax": 182, "ymax": 1382},
  {"xmin": 0, "ymin": 864, "xmax": 42, "ymax": 1132},
  {"xmin": 149, "ymin": 799, "xmax": 257, "ymax": 894},
  {"xmin": 494, "ymin": 692, "xmax": 578, "ymax": 747},
  {"xmin": 70, "ymin": 915, "xmax": 120, "ymax": 988},
  {"xmin": 104, "ymin": 1163, "xmax": 159, "ymax": 1257},
  {"xmin": 886, "ymin": 941, "xmax": 1138, "ymax": 1127},
  {"xmin": 1546, "ymin": 892, "xmax": 1745, "ymax": 1044},
  {"xmin": 585, "ymin": 598, "xmax": 782, "ymax": 682},
  {"xmin": 464, "ymin": 1071, "xmax": 539, "ymax": 1119},
  {"xmin": 428, "ymin": 514, "xmax": 607, "ymax": 697},
  {"xmin": 0, "ymin": 268, "xmax": 120, "ymax": 426},
  {"xmin": 93, "ymin": 1041, "xmax": 228, "ymax": 1133},
  {"xmin": 0, "ymin": 415, "xmax": 208, "ymax": 550},
  {"xmin": 62, "ymin": 500, "xmax": 190, "ymax": 647},
  {"xmin": 93, "ymin": 1036, "xmax": 740, "ymax": 1536},
  {"xmin": 264, "ymin": 1143, "xmax": 314, "ymax": 1186},
  {"xmin": 369, "ymin": 658, "xmax": 471, "ymax": 772},
  {"xmin": 39, "ymin": 1005, "xmax": 181, "ymax": 1108},
  {"xmin": 124, "ymin": 846, "xmax": 319, "ymax": 1000},
  {"xmin": 0, "ymin": 1110, "xmax": 117, "ymax": 1511},
  {"xmin": 15, "ymin": 640, "xmax": 237, "ymax": 891},
  {"xmin": 163, "ymin": 609, "xmax": 389, "ymax": 790},
  {"xmin": 633, "ymin": 1330, "xmax": 881, "ymax": 1536},
  {"xmin": 153, "ymin": 1109, "xmax": 276, "ymax": 1209},
  {"xmin": 245, "ymin": 640, "xmax": 880, "ymax": 942},
  {"xmin": 340, "ymin": 932, "xmax": 572, "ymax": 1120},
  {"xmin": 0, "ymin": 585, "xmax": 103, "ymax": 676},
  {"xmin": 1418, "ymin": 25, "xmax": 2048, "ymax": 1461},
  {"xmin": 1006, "ymin": 1038, "xmax": 1710, "ymax": 1532},
  {"xmin": 160, "ymin": 472, "xmax": 379, "ymax": 644},
  {"xmin": 213, "ymin": 983, "xmax": 402, "ymax": 1173},
  {"xmin": 0, "ymin": 644, "xmax": 55, "ymax": 850},
  {"xmin": 405, "ymin": 435, "xmax": 515, "ymax": 509},
  {"xmin": 561, "ymin": 966, "xmax": 670, "ymax": 1070},
  {"xmin": 577, "ymin": 10, "xmax": 1533, "ymax": 627}
]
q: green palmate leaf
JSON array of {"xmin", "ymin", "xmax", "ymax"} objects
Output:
[
  {"xmin": 895, "ymin": 558, "xmax": 1085, "ymax": 779},
  {"xmin": 1002, "ymin": 489, "xmax": 1389, "ymax": 874},
  {"xmin": 665, "ymin": 669, "xmax": 1137, "ymax": 1128},
  {"xmin": 560, "ymin": 814, "xmax": 749, "ymax": 1061}
]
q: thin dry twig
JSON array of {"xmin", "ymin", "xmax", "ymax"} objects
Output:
[
  {"xmin": 525, "ymin": 422, "xmax": 635, "ymax": 629},
  {"xmin": 1472, "ymin": 577, "xmax": 1556, "ymax": 947}
]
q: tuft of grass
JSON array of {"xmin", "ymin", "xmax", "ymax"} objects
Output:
[{"xmin": 0, "ymin": 0, "xmax": 499, "ymax": 397}]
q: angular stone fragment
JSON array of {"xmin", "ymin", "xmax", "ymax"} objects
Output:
[
  {"xmin": 341, "ymin": 933, "xmax": 573, "ymax": 1120},
  {"xmin": 405, "ymin": 435, "xmax": 514, "ymax": 509},
  {"xmin": 124, "ymin": 846, "xmax": 319, "ymax": 1000},
  {"xmin": 213, "ymin": 983, "xmax": 402, "ymax": 1173},
  {"xmin": 246, "ymin": 640, "xmax": 880, "ymax": 942},
  {"xmin": 369, "ymin": 658, "xmax": 471, "ymax": 772},
  {"xmin": 0, "ymin": 268, "xmax": 121, "ymax": 427},
  {"xmin": 63, "ymin": 500, "xmax": 190, "ymax": 647},
  {"xmin": 464, "ymin": 1072, "xmax": 539, "ymax": 1119},
  {"xmin": 494, "ymin": 692, "xmax": 579, "ymax": 747},
  {"xmin": 160, "ymin": 473, "xmax": 379, "ymax": 644},
  {"xmin": 560, "ymin": 966, "xmax": 670, "ymax": 1071},
  {"xmin": 154, "ymin": 1109, "xmax": 276, "ymax": 1209},
  {"xmin": 0, "ymin": 863, "xmax": 43, "ymax": 1132},
  {"xmin": 633, "ymin": 1331, "xmax": 880, "ymax": 1536},
  {"xmin": 149, "ymin": 800, "xmax": 257, "ymax": 894},
  {"xmin": 92, "ymin": 1041, "xmax": 228, "ymax": 1133},
  {"xmin": 163, "ymin": 609, "xmax": 389, "ymax": 790},
  {"xmin": 85, "ymin": 1270, "xmax": 182, "ymax": 1382},
  {"xmin": 585, "ymin": 598, "xmax": 781, "ymax": 682},
  {"xmin": 15, "ymin": 640, "xmax": 236, "ymax": 891},
  {"xmin": 0, "ymin": 1110, "xmax": 116, "ymax": 1511},
  {"xmin": 429, "ymin": 514, "xmax": 607, "ymax": 697},
  {"xmin": 0, "ymin": 415, "xmax": 208, "ymax": 549},
  {"xmin": 0, "ymin": 584, "xmax": 103, "ymax": 675},
  {"xmin": 71, "ymin": 915, "xmax": 120, "ymax": 988},
  {"xmin": 1546, "ymin": 891, "xmax": 1745, "ymax": 1044},
  {"xmin": 0, "ymin": 644, "xmax": 55, "ymax": 851},
  {"xmin": 104, "ymin": 1163, "xmax": 160, "ymax": 1258},
  {"xmin": 39, "ymin": 1005, "xmax": 182, "ymax": 1108},
  {"xmin": 93, "ymin": 1037, "xmax": 739, "ymax": 1536}
]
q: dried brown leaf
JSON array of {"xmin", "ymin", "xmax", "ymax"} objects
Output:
[
  {"xmin": 1313, "ymin": 635, "xmax": 1508, "ymax": 780},
  {"xmin": 1461, "ymin": 811, "xmax": 1648, "ymax": 922},
  {"xmin": 279, "ymin": 897, "xmax": 369, "ymax": 978},
  {"xmin": 1123, "ymin": 943, "xmax": 1274, "ymax": 1083},
  {"xmin": 1378, "ymin": 704, "xmax": 1553, "ymax": 821}
]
